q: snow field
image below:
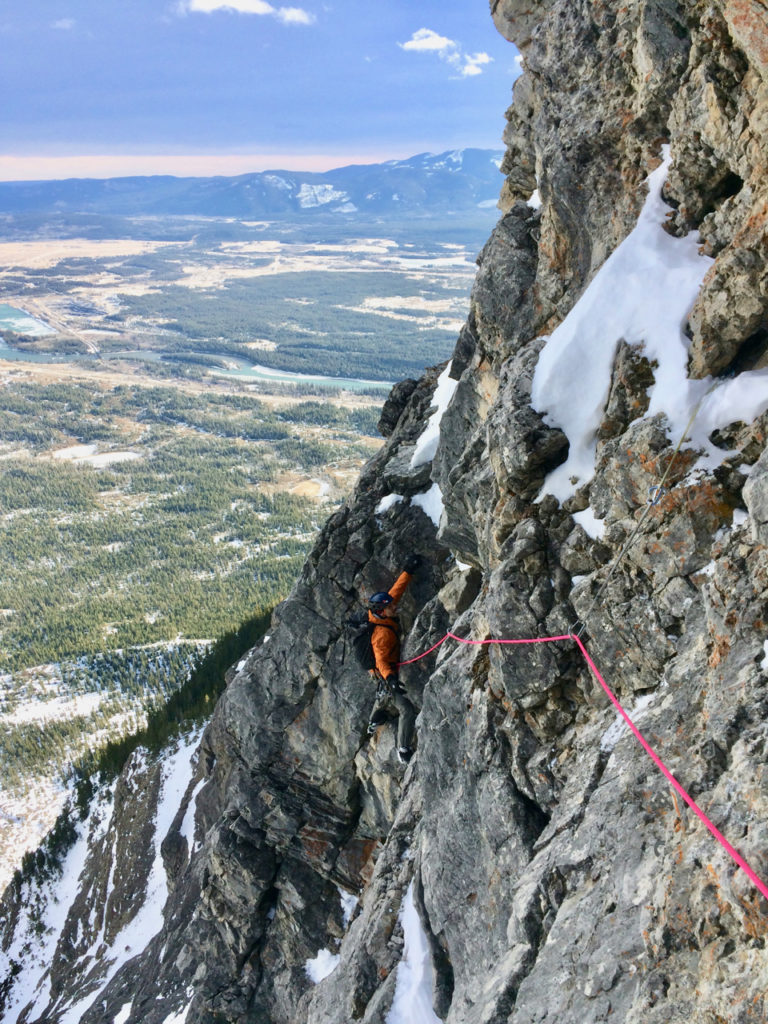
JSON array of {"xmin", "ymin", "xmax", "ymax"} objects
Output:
[
  {"xmin": 373, "ymin": 361, "xmax": 459, "ymax": 531},
  {"xmin": 2, "ymin": 691, "xmax": 103, "ymax": 726},
  {"xmin": 412, "ymin": 483, "xmax": 446, "ymax": 529},
  {"xmin": 179, "ymin": 773, "xmax": 206, "ymax": 853},
  {"xmin": 305, "ymin": 947, "xmax": 341, "ymax": 984},
  {"xmin": 375, "ymin": 487, "xmax": 446, "ymax": 528},
  {"xmin": 304, "ymin": 887, "xmax": 358, "ymax": 984},
  {"xmin": 303, "ymin": 879, "xmax": 443, "ymax": 1024},
  {"xmin": 339, "ymin": 885, "xmax": 359, "ymax": 926},
  {"xmin": 0, "ymin": 790, "xmax": 113, "ymax": 1024},
  {"xmin": 376, "ymin": 493, "xmax": 404, "ymax": 514},
  {"xmin": 297, "ymin": 183, "xmax": 349, "ymax": 208}
]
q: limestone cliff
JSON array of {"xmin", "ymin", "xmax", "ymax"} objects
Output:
[{"xmin": 3, "ymin": 1, "xmax": 768, "ymax": 1022}]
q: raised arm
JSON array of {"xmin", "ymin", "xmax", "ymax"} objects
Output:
[{"xmin": 387, "ymin": 570, "xmax": 412, "ymax": 604}]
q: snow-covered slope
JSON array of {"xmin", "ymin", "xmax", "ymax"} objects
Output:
[
  {"xmin": 1, "ymin": 731, "xmax": 203, "ymax": 1024},
  {"xmin": 531, "ymin": 147, "xmax": 768, "ymax": 504}
]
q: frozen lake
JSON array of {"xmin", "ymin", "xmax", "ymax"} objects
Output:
[
  {"xmin": 0, "ymin": 304, "xmax": 56, "ymax": 338},
  {"xmin": 215, "ymin": 361, "xmax": 392, "ymax": 392}
]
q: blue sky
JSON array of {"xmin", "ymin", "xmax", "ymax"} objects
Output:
[{"xmin": 0, "ymin": 0, "xmax": 520, "ymax": 180}]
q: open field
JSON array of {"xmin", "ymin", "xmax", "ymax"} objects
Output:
[
  {"xmin": 0, "ymin": 237, "xmax": 177, "ymax": 269},
  {"xmin": 0, "ymin": 215, "xmax": 478, "ymax": 382},
  {"xmin": 0, "ymin": 375, "xmax": 382, "ymax": 674}
]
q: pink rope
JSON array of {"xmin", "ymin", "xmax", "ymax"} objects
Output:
[
  {"xmin": 569, "ymin": 633, "xmax": 768, "ymax": 902},
  {"xmin": 398, "ymin": 630, "xmax": 573, "ymax": 665},
  {"xmin": 398, "ymin": 629, "xmax": 768, "ymax": 903},
  {"xmin": 448, "ymin": 630, "xmax": 574, "ymax": 647},
  {"xmin": 397, "ymin": 633, "xmax": 453, "ymax": 665}
]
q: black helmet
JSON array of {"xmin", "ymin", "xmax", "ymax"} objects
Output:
[{"xmin": 369, "ymin": 591, "xmax": 393, "ymax": 609}]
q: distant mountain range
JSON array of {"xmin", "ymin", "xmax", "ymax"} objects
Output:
[{"xmin": 0, "ymin": 149, "xmax": 504, "ymax": 220}]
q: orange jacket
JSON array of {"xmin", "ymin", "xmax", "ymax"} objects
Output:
[{"xmin": 368, "ymin": 571, "xmax": 412, "ymax": 680}]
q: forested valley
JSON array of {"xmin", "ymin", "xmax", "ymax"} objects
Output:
[
  {"xmin": 0, "ymin": 197, "xmax": 489, "ymax": 888},
  {"xmin": 0, "ymin": 377, "xmax": 380, "ymax": 832}
]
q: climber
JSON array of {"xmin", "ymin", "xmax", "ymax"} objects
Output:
[{"xmin": 366, "ymin": 553, "xmax": 421, "ymax": 764}]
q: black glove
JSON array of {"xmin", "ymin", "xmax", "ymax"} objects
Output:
[
  {"xmin": 403, "ymin": 554, "xmax": 421, "ymax": 574},
  {"xmin": 386, "ymin": 674, "xmax": 403, "ymax": 695}
]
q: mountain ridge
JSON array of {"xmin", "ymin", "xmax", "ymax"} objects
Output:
[{"xmin": 0, "ymin": 149, "xmax": 504, "ymax": 220}]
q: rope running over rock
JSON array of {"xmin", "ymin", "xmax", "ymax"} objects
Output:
[{"xmin": 399, "ymin": 629, "xmax": 768, "ymax": 904}]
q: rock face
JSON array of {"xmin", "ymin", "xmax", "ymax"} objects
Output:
[{"xmin": 3, "ymin": 2, "xmax": 768, "ymax": 1023}]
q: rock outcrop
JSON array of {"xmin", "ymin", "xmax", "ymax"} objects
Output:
[{"xmin": 3, "ymin": 2, "xmax": 768, "ymax": 1022}]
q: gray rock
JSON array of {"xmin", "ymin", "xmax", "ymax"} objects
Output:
[
  {"xmin": 380, "ymin": 444, "xmax": 433, "ymax": 494},
  {"xmin": 688, "ymin": 238, "xmax": 768, "ymax": 377},
  {"xmin": 377, "ymin": 378, "xmax": 418, "ymax": 438},
  {"xmin": 744, "ymin": 444, "xmax": 768, "ymax": 544}
]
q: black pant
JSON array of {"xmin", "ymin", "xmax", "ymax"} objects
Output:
[{"xmin": 369, "ymin": 680, "xmax": 415, "ymax": 750}]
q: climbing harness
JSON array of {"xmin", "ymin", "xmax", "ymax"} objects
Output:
[
  {"xmin": 375, "ymin": 674, "xmax": 403, "ymax": 698},
  {"xmin": 398, "ymin": 629, "xmax": 768, "ymax": 904}
]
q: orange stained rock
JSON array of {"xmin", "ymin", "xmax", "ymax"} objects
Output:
[
  {"xmin": 725, "ymin": 0, "xmax": 768, "ymax": 74},
  {"xmin": 708, "ymin": 633, "xmax": 732, "ymax": 668}
]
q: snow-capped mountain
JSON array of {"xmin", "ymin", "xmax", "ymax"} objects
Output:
[{"xmin": 0, "ymin": 149, "xmax": 503, "ymax": 221}]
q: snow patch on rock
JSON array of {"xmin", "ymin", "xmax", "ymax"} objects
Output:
[
  {"xmin": 410, "ymin": 361, "xmax": 459, "ymax": 468},
  {"xmin": 386, "ymin": 882, "xmax": 442, "ymax": 1024},
  {"xmin": 531, "ymin": 147, "xmax": 768, "ymax": 504}
]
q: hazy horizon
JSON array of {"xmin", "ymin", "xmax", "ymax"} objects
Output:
[
  {"xmin": 0, "ymin": 0, "xmax": 520, "ymax": 184},
  {"xmin": 0, "ymin": 144, "xmax": 503, "ymax": 185}
]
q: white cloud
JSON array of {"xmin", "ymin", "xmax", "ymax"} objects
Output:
[
  {"xmin": 460, "ymin": 52, "xmax": 492, "ymax": 77},
  {"xmin": 184, "ymin": 0, "xmax": 315, "ymax": 25},
  {"xmin": 399, "ymin": 27, "xmax": 493, "ymax": 78},
  {"xmin": 400, "ymin": 28, "xmax": 457, "ymax": 54},
  {"xmin": 52, "ymin": 18, "xmax": 76, "ymax": 30},
  {"xmin": 276, "ymin": 6, "xmax": 314, "ymax": 24}
]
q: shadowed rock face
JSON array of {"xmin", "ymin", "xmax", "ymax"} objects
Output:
[{"xmin": 3, "ymin": 2, "xmax": 768, "ymax": 1023}]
